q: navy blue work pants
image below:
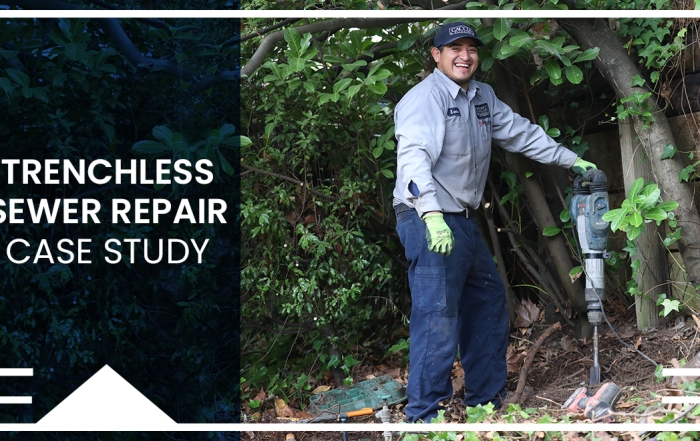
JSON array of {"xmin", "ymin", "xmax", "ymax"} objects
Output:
[{"xmin": 395, "ymin": 207, "xmax": 509, "ymax": 423}]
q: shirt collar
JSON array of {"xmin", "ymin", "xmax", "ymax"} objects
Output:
[{"xmin": 432, "ymin": 68, "xmax": 480, "ymax": 101}]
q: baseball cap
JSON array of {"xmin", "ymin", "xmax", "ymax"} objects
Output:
[{"xmin": 433, "ymin": 22, "xmax": 484, "ymax": 48}]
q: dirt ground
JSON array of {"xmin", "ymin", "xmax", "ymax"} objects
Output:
[{"xmin": 241, "ymin": 308, "xmax": 700, "ymax": 441}]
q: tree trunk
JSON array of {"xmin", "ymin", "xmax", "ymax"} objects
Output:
[
  {"xmin": 619, "ymin": 120, "xmax": 669, "ymax": 329},
  {"xmin": 560, "ymin": 17, "xmax": 700, "ymax": 288},
  {"xmin": 323, "ymin": 323, "xmax": 346, "ymax": 388}
]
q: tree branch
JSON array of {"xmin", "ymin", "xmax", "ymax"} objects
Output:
[
  {"xmin": 510, "ymin": 322, "xmax": 561, "ymax": 404},
  {"xmin": 242, "ymin": 17, "xmax": 421, "ymax": 79},
  {"xmin": 85, "ymin": 0, "xmax": 168, "ymax": 28},
  {"xmin": 225, "ymin": 18, "xmax": 302, "ymax": 47},
  {"xmin": 241, "ymin": 163, "xmax": 338, "ymax": 201},
  {"xmin": 6, "ymin": 1, "xmax": 239, "ymax": 92},
  {"xmin": 382, "ymin": 0, "xmax": 468, "ymax": 9}
]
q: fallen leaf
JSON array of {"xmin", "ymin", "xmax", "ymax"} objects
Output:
[
  {"xmin": 384, "ymin": 367, "xmax": 401, "ymax": 379},
  {"xmin": 274, "ymin": 398, "xmax": 295, "ymax": 418},
  {"xmin": 295, "ymin": 410, "xmax": 312, "ymax": 419},
  {"xmin": 506, "ymin": 345, "xmax": 524, "ymax": 373},
  {"xmin": 452, "ymin": 376, "xmax": 464, "ymax": 393},
  {"xmin": 312, "ymin": 385, "xmax": 331, "ymax": 395},
  {"xmin": 254, "ymin": 387, "xmax": 266, "ymax": 401},
  {"xmin": 634, "ymin": 336, "xmax": 642, "ymax": 350},
  {"xmin": 560, "ymin": 335, "xmax": 577, "ymax": 352},
  {"xmin": 514, "ymin": 298, "xmax": 541, "ymax": 328}
]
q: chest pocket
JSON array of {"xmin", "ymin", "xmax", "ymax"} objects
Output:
[
  {"xmin": 442, "ymin": 118, "xmax": 469, "ymax": 157},
  {"xmin": 475, "ymin": 103, "xmax": 492, "ymax": 157}
]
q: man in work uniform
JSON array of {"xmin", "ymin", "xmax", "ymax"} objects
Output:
[{"xmin": 393, "ymin": 22, "xmax": 596, "ymax": 423}]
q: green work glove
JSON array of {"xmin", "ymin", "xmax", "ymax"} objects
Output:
[
  {"xmin": 423, "ymin": 212, "xmax": 454, "ymax": 256},
  {"xmin": 572, "ymin": 157, "xmax": 598, "ymax": 175}
]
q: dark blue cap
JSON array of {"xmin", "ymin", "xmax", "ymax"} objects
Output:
[{"xmin": 433, "ymin": 22, "xmax": 484, "ymax": 48}]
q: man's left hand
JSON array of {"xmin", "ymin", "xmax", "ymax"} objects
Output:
[{"xmin": 572, "ymin": 158, "xmax": 597, "ymax": 175}]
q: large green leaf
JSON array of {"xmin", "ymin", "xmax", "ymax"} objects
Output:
[
  {"xmin": 542, "ymin": 226, "xmax": 561, "ymax": 237},
  {"xmin": 0, "ymin": 77, "xmax": 14, "ymax": 94},
  {"xmin": 629, "ymin": 212, "xmax": 643, "ymax": 228},
  {"xmin": 628, "ymin": 225, "xmax": 643, "ymax": 241},
  {"xmin": 656, "ymin": 200, "xmax": 679, "ymax": 212},
  {"xmin": 509, "ymin": 30, "xmax": 532, "ymax": 48},
  {"xmin": 644, "ymin": 207, "xmax": 668, "ymax": 222},
  {"xmin": 602, "ymin": 207, "xmax": 628, "ymax": 232},
  {"xmin": 367, "ymin": 82, "xmax": 387, "ymax": 95},
  {"xmin": 346, "ymin": 84, "xmax": 362, "ymax": 100},
  {"xmin": 565, "ymin": 65, "xmax": 583, "ymax": 84},
  {"xmin": 334, "ymin": 78, "xmax": 353, "ymax": 95},
  {"xmin": 239, "ymin": 136, "xmax": 252, "ymax": 147},
  {"xmin": 397, "ymin": 33, "xmax": 420, "ymax": 51},
  {"xmin": 574, "ymin": 47, "xmax": 600, "ymax": 63},
  {"xmin": 217, "ymin": 150, "xmax": 235, "ymax": 176},
  {"xmin": 544, "ymin": 58, "xmax": 562, "ymax": 84},
  {"xmin": 493, "ymin": 18, "xmax": 511, "ymax": 41},
  {"xmin": 288, "ymin": 58, "xmax": 306, "ymax": 72},
  {"xmin": 628, "ymin": 177, "xmax": 644, "ymax": 198},
  {"xmin": 5, "ymin": 68, "xmax": 29, "ymax": 87},
  {"xmin": 341, "ymin": 60, "xmax": 367, "ymax": 72},
  {"xmin": 152, "ymin": 125, "xmax": 174, "ymax": 144},
  {"xmin": 492, "ymin": 41, "xmax": 519, "ymax": 60},
  {"xmin": 536, "ymin": 40, "xmax": 561, "ymax": 57},
  {"xmin": 284, "ymin": 28, "xmax": 302, "ymax": 58},
  {"xmin": 65, "ymin": 42, "xmax": 87, "ymax": 61}
]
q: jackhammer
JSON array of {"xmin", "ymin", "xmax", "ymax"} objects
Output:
[{"xmin": 570, "ymin": 169, "xmax": 610, "ymax": 386}]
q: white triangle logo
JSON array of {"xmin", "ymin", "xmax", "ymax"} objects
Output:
[{"xmin": 36, "ymin": 365, "xmax": 178, "ymax": 430}]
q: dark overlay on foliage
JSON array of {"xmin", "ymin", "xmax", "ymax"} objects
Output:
[{"xmin": 0, "ymin": 16, "xmax": 241, "ymax": 426}]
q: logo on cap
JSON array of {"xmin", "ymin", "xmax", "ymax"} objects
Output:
[{"xmin": 449, "ymin": 25, "xmax": 475, "ymax": 37}]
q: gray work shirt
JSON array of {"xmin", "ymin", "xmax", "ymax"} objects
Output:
[{"xmin": 393, "ymin": 68, "xmax": 578, "ymax": 217}]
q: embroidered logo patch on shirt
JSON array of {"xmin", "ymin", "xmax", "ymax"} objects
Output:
[
  {"xmin": 447, "ymin": 107, "xmax": 461, "ymax": 117},
  {"xmin": 475, "ymin": 103, "xmax": 490, "ymax": 119}
]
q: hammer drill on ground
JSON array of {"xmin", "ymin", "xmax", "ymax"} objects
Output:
[
  {"xmin": 563, "ymin": 382, "xmax": 622, "ymax": 422},
  {"xmin": 570, "ymin": 169, "xmax": 610, "ymax": 385}
]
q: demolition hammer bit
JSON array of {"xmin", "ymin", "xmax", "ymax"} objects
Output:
[{"xmin": 591, "ymin": 325, "xmax": 600, "ymax": 385}]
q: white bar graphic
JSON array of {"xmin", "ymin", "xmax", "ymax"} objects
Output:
[
  {"xmin": 0, "ymin": 369, "xmax": 33, "ymax": 377},
  {"xmin": 0, "ymin": 397, "xmax": 31, "ymax": 404},
  {"xmin": 662, "ymin": 396, "xmax": 700, "ymax": 404},
  {"xmin": 662, "ymin": 368, "xmax": 700, "ymax": 377}
]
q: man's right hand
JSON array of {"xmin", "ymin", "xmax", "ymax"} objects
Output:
[
  {"xmin": 423, "ymin": 212, "xmax": 454, "ymax": 256},
  {"xmin": 572, "ymin": 157, "xmax": 598, "ymax": 175}
]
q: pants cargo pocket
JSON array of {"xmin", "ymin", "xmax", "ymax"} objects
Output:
[{"xmin": 414, "ymin": 266, "xmax": 446, "ymax": 312}]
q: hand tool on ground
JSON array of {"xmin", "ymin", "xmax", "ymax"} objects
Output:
[
  {"xmin": 570, "ymin": 169, "xmax": 610, "ymax": 385},
  {"xmin": 563, "ymin": 382, "xmax": 621, "ymax": 422},
  {"xmin": 281, "ymin": 407, "xmax": 374, "ymax": 423},
  {"xmin": 376, "ymin": 395, "xmax": 392, "ymax": 441}
]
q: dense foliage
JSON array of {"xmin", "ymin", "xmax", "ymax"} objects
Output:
[{"xmin": 240, "ymin": 7, "xmax": 698, "ymax": 412}]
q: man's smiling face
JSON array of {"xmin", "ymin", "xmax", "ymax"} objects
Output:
[{"xmin": 431, "ymin": 38, "xmax": 479, "ymax": 89}]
